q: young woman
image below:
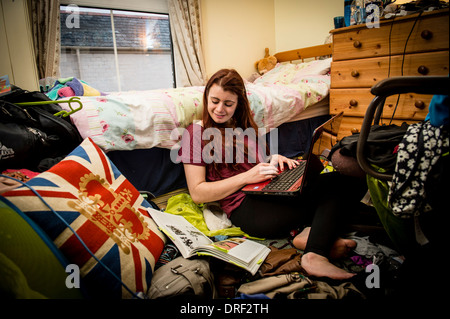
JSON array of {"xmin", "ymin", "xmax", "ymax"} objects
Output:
[{"xmin": 179, "ymin": 69, "xmax": 367, "ymax": 280}]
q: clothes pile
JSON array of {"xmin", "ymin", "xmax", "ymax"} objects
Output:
[{"xmin": 40, "ymin": 77, "xmax": 105, "ymax": 100}]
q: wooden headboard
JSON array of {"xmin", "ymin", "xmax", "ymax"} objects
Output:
[{"xmin": 274, "ymin": 43, "xmax": 332, "ymax": 63}]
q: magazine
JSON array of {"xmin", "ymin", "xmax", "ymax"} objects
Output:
[{"xmin": 148, "ymin": 208, "xmax": 271, "ymax": 275}]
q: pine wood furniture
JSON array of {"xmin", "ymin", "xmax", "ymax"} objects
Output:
[{"xmin": 329, "ymin": 8, "xmax": 449, "ymax": 139}]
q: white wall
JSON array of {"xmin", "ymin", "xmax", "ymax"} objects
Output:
[
  {"xmin": 200, "ymin": 0, "xmax": 345, "ymax": 80},
  {"xmin": 201, "ymin": 0, "xmax": 276, "ymax": 80},
  {"xmin": 274, "ymin": 0, "xmax": 342, "ymax": 52},
  {"xmin": 0, "ymin": 0, "xmax": 39, "ymax": 91}
]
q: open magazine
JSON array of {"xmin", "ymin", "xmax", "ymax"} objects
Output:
[{"xmin": 148, "ymin": 208, "xmax": 271, "ymax": 275}]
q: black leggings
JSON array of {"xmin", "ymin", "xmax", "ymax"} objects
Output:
[{"xmin": 230, "ymin": 172, "xmax": 368, "ymax": 257}]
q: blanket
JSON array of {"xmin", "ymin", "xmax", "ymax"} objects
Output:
[
  {"xmin": 61, "ymin": 58, "xmax": 331, "ymax": 151},
  {"xmin": 46, "ymin": 77, "xmax": 105, "ymax": 100}
]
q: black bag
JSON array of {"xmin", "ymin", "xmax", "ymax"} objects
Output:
[
  {"xmin": 0, "ymin": 85, "xmax": 83, "ymax": 172},
  {"xmin": 330, "ymin": 123, "xmax": 408, "ymax": 174}
]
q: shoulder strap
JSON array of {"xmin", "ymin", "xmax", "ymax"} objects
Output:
[{"xmin": 172, "ymin": 263, "xmax": 205, "ymax": 295}]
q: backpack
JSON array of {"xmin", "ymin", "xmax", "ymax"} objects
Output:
[
  {"xmin": 388, "ymin": 121, "xmax": 449, "ymax": 219},
  {"xmin": 330, "ymin": 123, "xmax": 409, "ymax": 174},
  {"xmin": 0, "ymin": 86, "xmax": 82, "ymax": 172},
  {"xmin": 148, "ymin": 257, "xmax": 217, "ymax": 299}
]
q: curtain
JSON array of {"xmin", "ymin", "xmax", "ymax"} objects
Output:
[
  {"xmin": 168, "ymin": 0, "xmax": 207, "ymax": 87},
  {"xmin": 30, "ymin": 0, "xmax": 61, "ymax": 79}
]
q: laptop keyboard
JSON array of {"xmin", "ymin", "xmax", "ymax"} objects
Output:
[{"xmin": 262, "ymin": 161, "xmax": 306, "ymax": 191}]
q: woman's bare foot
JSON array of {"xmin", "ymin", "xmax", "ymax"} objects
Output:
[
  {"xmin": 292, "ymin": 227, "xmax": 310, "ymax": 250},
  {"xmin": 293, "ymin": 227, "xmax": 357, "ymax": 259},
  {"xmin": 301, "ymin": 252, "xmax": 356, "ymax": 280},
  {"xmin": 329, "ymin": 238, "xmax": 357, "ymax": 259}
]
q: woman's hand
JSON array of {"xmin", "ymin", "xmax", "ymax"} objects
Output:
[
  {"xmin": 244, "ymin": 162, "xmax": 279, "ymax": 184},
  {"xmin": 269, "ymin": 154, "xmax": 299, "ymax": 171},
  {"xmin": 183, "ymin": 155, "xmax": 299, "ymax": 204},
  {"xmin": 184, "ymin": 162, "xmax": 278, "ymax": 204},
  {"xmin": 243, "ymin": 154, "xmax": 299, "ymax": 185}
]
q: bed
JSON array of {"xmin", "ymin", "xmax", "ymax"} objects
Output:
[{"xmin": 60, "ymin": 43, "xmax": 333, "ymax": 197}]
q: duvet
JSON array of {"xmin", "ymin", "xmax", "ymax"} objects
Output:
[{"xmin": 61, "ymin": 58, "xmax": 332, "ymax": 151}]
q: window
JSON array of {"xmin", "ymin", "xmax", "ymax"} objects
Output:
[{"xmin": 59, "ymin": 5, "xmax": 174, "ymax": 92}]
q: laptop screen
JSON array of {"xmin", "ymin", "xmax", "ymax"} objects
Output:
[{"xmin": 310, "ymin": 112, "xmax": 344, "ymax": 159}]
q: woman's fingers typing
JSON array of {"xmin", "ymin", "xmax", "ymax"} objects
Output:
[{"xmin": 258, "ymin": 163, "xmax": 279, "ymax": 176}]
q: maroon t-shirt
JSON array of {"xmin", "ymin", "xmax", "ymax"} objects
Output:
[{"xmin": 178, "ymin": 123, "xmax": 262, "ymax": 217}]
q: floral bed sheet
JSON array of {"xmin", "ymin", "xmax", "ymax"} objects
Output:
[{"xmin": 62, "ymin": 58, "xmax": 331, "ymax": 151}]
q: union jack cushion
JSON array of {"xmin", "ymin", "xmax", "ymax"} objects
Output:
[{"xmin": 2, "ymin": 138, "xmax": 166, "ymax": 298}]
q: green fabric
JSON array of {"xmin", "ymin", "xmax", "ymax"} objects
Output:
[
  {"xmin": 0, "ymin": 252, "xmax": 46, "ymax": 299},
  {"xmin": 366, "ymin": 174, "xmax": 416, "ymax": 255},
  {"xmin": 165, "ymin": 193, "xmax": 263, "ymax": 240},
  {"xmin": 0, "ymin": 199, "xmax": 84, "ymax": 299}
]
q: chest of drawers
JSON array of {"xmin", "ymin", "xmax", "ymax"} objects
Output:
[{"xmin": 329, "ymin": 8, "xmax": 449, "ymax": 139}]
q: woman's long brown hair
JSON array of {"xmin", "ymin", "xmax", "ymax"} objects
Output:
[
  {"xmin": 202, "ymin": 69, "xmax": 263, "ymax": 172},
  {"xmin": 202, "ymin": 69, "xmax": 258, "ymax": 131}
]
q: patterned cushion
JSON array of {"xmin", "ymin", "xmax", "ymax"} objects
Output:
[{"xmin": 2, "ymin": 138, "xmax": 166, "ymax": 298}]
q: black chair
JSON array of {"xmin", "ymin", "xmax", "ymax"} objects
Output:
[
  {"xmin": 355, "ymin": 75, "xmax": 449, "ymax": 300},
  {"xmin": 356, "ymin": 76, "xmax": 449, "ymax": 180}
]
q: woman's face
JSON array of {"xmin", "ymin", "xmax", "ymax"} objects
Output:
[{"xmin": 207, "ymin": 84, "xmax": 238, "ymax": 124}]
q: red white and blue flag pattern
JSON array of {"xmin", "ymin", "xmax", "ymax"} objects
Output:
[{"xmin": 3, "ymin": 138, "xmax": 166, "ymax": 298}]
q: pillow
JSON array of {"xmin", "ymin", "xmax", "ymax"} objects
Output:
[
  {"xmin": 253, "ymin": 58, "xmax": 332, "ymax": 86},
  {"xmin": 253, "ymin": 62, "xmax": 295, "ymax": 85},
  {"xmin": 2, "ymin": 137, "xmax": 166, "ymax": 299}
]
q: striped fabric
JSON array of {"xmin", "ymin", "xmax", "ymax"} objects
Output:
[{"xmin": 3, "ymin": 138, "xmax": 166, "ymax": 298}]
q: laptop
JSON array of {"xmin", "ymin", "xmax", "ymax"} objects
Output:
[{"xmin": 242, "ymin": 111, "xmax": 344, "ymax": 196}]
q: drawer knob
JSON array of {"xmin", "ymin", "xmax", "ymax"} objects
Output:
[
  {"xmin": 421, "ymin": 30, "xmax": 433, "ymax": 40},
  {"xmin": 351, "ymin": 128, "xmax": 360, "ymax": 134},
  {"xmin": 349, "ymin": 99, "xmax": 358, "ymax": 107},
  {"xmin": 415, "ymin": 100, "xmax": 426, "ymax": 109},
  {"xmin": 351, "ymin": 70, "xmax": 360, "ymax": 77},
  {"xmin": 418, "ymin": 65, "xmax": 429, "ymax": 75},
  {"xmin": 353, "ymin": 40, "xmax": 362, "ymax": 48}
]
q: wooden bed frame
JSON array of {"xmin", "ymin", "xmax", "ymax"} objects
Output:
[{"xmin": 274, "ymin": 43, "xmax": 332, "ymax": 62}]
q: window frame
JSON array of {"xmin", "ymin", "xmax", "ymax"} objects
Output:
[{"xmin": 59, "ymin": 3, "xmax": 176, "ymax": 91}]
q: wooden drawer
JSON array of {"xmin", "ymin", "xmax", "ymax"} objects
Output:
[
  {"xmin": 337, "ymin": 115, "xmax": 420, "ymax": 139},
  {"xmin": 331, "ymin": 51, "xmax": 449, "ymax": 88},
  {"xmin": 330, "ymin": 88, "xmax": 431, "ymax": 120},
  {"xmin": 332, "ymin": 10, "xmax": 449, "ymax": 61}
]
